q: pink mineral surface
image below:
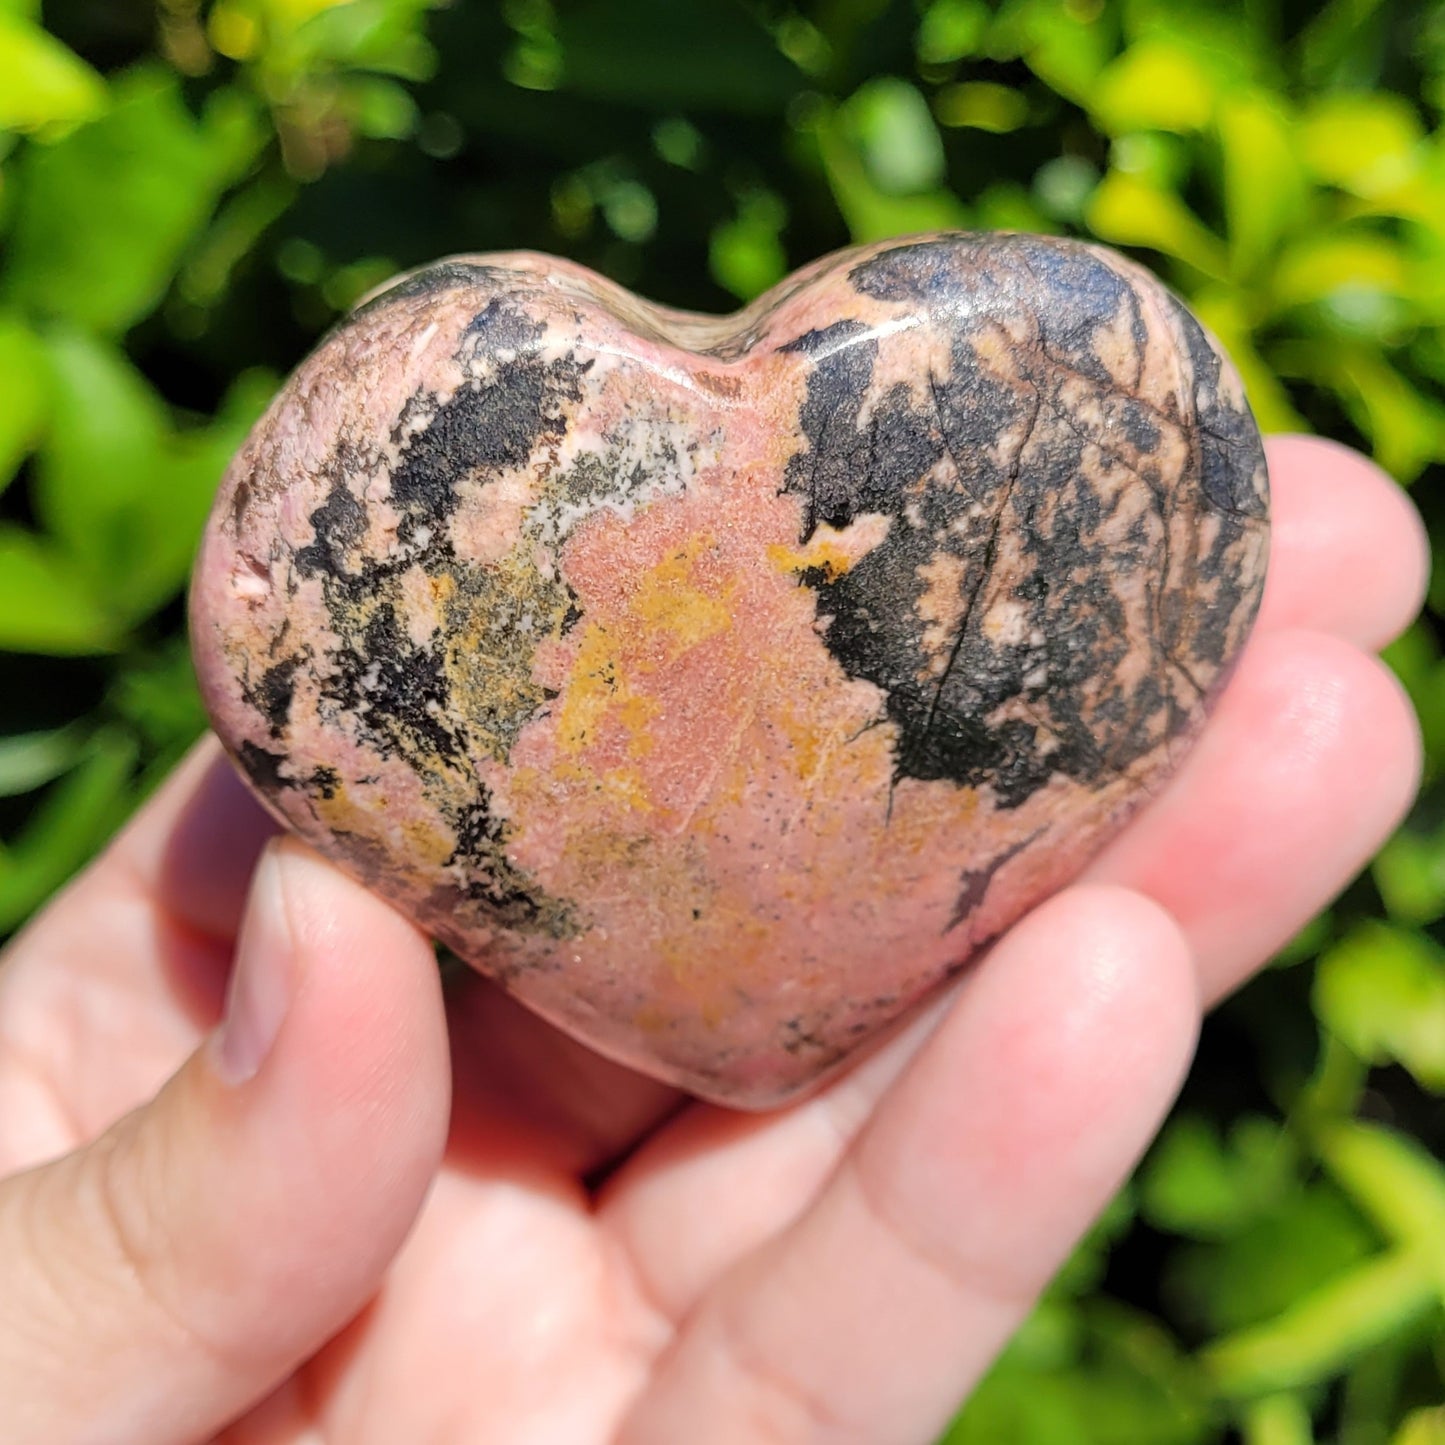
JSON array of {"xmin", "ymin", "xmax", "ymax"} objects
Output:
[{"xmin": 190, "ymin": 233, "xmax": 1269, "ymax": 1107}]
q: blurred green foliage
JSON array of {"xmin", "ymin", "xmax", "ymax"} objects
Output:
[{"xmin": 0, "ymin": 1, "xmax": 1442, "ymax": 1439}]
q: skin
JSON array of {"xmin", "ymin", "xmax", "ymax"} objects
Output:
[{"xmin": 0, "ymin": 434, "xmax": 1427, "ymax": 1444}]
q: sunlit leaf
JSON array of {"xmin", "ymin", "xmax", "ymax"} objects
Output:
[
  {"xmin": 1278, "ymin": 343, "xmax": 1445, "ymax": 480},
  {"xmin": 814, "ymin": 105, "xmax": 969, "ymax": 242},
  {"xmin": 710, "ymin": 190, "xmax": 788, "ymax": 301},
  {"xmin": 1319, "ymin": 1123, "xmax": 1445, "ymax": 1289},
  {"xmin": 935, "ymin": 81, "xmax": 1029, "ymax": 133},
  {"xmin": 1373, "ymin": 822, "xmax": 1445, "ymax": 926},
  {"xmin": 1243, "ymin": 1393, "xmax": 1316, "ymax": 1445},
  {"xmin": 1314, "ymin": 922, "xmax": 1445, "ymax": 1091},
  {"xmin": 946, "ymin": 1297, "xmax": 1209, "ymax": 1444},
  {"xmin": 33, "ymin": 332, "xmax": 272, "ymax": 623},
  {"xmin": 1201, "ymin": 1250, "xmax": 1437, "ymax": 1398},
  {"xmin": 0, "ymin": 728, "xmax": 137, "ymax": 932},
  {"xmin": 0, "ymin": 724, "xmax": 87, "ymax": 796},
  {"xmin": 344, "ymin": 75, "xmax": 419, "ymax": 139},
  {"xmin": 975, "ymin": 179, "xmax": 1050, "ymax": 232},
  {"xmin": 296, "ymin": 0, "xmax": 440, "ymax": 79},
  {"xmin": 1033, "ymin": 156, "xmax": 1099, "ymax": 222},
  {"xmin": 1218, "ymin": 91, "xmax": 1306, "ymax": 275},
  {"xmin": 1300, "ymin": 93, "xmax": 1425, "ymax": 199},
  {"xmin": 1166, "ymin": 1185, "xmax": 1375, "ymax": 1337},
  {"xmin": 1141, "ymin": 1115, "xmax": 1295, "ymax": 1241},
  {"xmin": 845, "ymin": 78, "xmax": 946, "ymax": 195},
  {"xmin": 1085, "ymin": 171, "xmax": 1228, "ymax": 277},
  {"xmin": 917, "ymin": 0, "xmax": 988, "ymax": 65},
  {"xmin": 991, "ymin": 0, "xmax": 1118, "ymax": 105},
  {"xmin": 1090, "ymin": 39, "xmax": 1217, "ymax": 136},
  {"xmin": 3, "ymin": 67, "xmax": 264, "ymax": 333},
  {"xmin": 1269, "ymin": 234, "xmax": 1409, "ymax": 315},
  {"xmin": 0, "ymin": 524, "xmax": 116, "ymax": 654},
  {"xmin": 1393, "ymin": 1407, "xmax": 1445, "ymax": 1445},
  {"xmin": 0, "ymin": 310, "xmax": 48, "ymax": 492},
  {"xmin": 0, "ymin": 11, "xmax": 106, "ymax": 137}
]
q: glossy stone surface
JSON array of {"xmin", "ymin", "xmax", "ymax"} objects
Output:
[{"xmin": 191, "ymin": 233, "xmax": 1269, "ymax": 1107}]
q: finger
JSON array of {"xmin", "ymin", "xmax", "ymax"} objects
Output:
[
  {"xmin": 617, "ymin": 886, "xmax": 1197, "ymax": 1445},
  {"xmin": 106, "ymin": 734, "xmax": 281, "ymax": 946},
  {"xmin": 146, "ymin": 740, "xmax": 282, "ymax": 944},
  {"xmin": 0, "ymin": 740, "xmax": 280, "ymax": 1163},
  {"xmin": 599, "ymin": 626, "xmax": 1417, "ymax": 1319},
  {"xmin": 0, "ymin": 839, "xmax": 450, "ymax": 1445},
  {"xmin": 443, "ymin": 976, "xmax": 682, "ymax": 1179},
  {"xmin": 1088, "ymin": 628, "xmax": 1421, "ymax": 1001},
  {"xmin": 1258, "ymin": 434, "xmax": 1428, "ymax": 650}
]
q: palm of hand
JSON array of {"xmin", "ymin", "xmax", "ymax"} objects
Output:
[{"xmin": 0, "ymin": 436, "xmax": 1426, "ymax": 1445}]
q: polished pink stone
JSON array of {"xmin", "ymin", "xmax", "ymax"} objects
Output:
[{"xmin": 191, "ymin": 234, "xmax": 1269, "ymax": 1107}]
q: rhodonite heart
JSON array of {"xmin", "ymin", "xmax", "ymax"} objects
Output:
[{"xmin": 191, "ymin": 232, "xmax": 1268, "ymax": 1107}]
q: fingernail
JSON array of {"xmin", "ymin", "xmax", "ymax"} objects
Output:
[{"xmin": 211, "ymin": 842, "xmax": 294, "ymax": 1085}]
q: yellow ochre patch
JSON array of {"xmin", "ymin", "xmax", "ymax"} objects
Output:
[
  {"xmin": 767, "ymin": 514, "xmax": 892, "ymax": 583},
  {"xmin": 555, "ymin": 532, "xmax": 732, "ymax": 762}
]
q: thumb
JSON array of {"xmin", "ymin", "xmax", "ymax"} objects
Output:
[{"xmin": 0, "ymin": 837, "xmax": 452, "ymax": 1445}]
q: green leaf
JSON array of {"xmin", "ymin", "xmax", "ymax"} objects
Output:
[
  {"xmin": 1200, "ymin": 1250, "xmax": 1438, "ymax": 1398},
  {"xmin": 1332, "ymin": 352, "xmax": 1445, "ymax": 481},
  {"xmin": 33, "ymin": 328, "xmax": 169, "ymax": 565},
  {"xmin": 1090, "ymin": 39, "xmax": 1217, "ymax": 136},
  {"xmin": 1373, "ymin": 822, "xmax": 1445, "ymax": 926},
  {"xmin": 1319, "ymin": 1122, "xmax": 1445, "ymax": 1291},
  {"xmin": 293, "ymin": 0, "xmax": 440, "ymax": 78},
  {"xmin": 109, "ymin": 637, "xmax": 208, "ymax": 767},
  {"xmin": 710, "ymin": 191, "xmax": 788, "ymax": 302},
  {"xmin": 1393, "ymin": 1407, "xmax": 1445, "ymax": 1445},
  {"xmin": 1300, "ymin": 93, "xmax": 1424, "ymax": 199},
  {"xmin": 1314, "ymin": 922, "xmax": 1445, "ymax": 1091},
  {"xmin": 0, "ymin": 11, "xmax": 107, "ymax": 137},
  {"xmin": 934, "ymin": 81, "xmax": 1029, "ymax": 133},
  {"xmin": 1269, "ymin": 233, "xmax": 1410, "ymax": 328},
  {"xmin": 0, "ymin": 724, "xmax": 87, "ymax": 796},
  {"xmin": 1243, "ymin": 1393, "xmax": 1316, "ymax": 1445},
  {"xmin": 1218, "ymin": 91, "xmax": 1306, "ymax": 275},
  {"xmin": 32, "ymin": 333, "xmax": 272, "ymax": 624},
  {"xmin": 1086, "ymin": 171, "xmax": 1228, "ymax": 278},
  {"xmin": 0, "ymin": 524, "xmax": 117, "ymax": 654},
  {"xmin": 947, "ymin": 1297, "xmax": 1209, "ymax": 1445},
  {"xmin": 1278, "ymin": 343, "xmax": 1445, "ymax": 480},
  {"xmin": 344, "ymin": 75, "xmax": 419, "ymax": 140},
  {"xmin": 0, "ymin": 728, "xmax": 137, "ymax": 932},
  {"xmin": 0, "ymin": 310, "xmax": 49, "ymax": 491},
  {"xmin": 1166, "ymin": 1185, "xmax": 1375, "ymax": 1336},
  {"xmin": 845, "ymin": 78, "xmax": 946, "ymax": 196},
  {"xmin": 3, "ymin": 67, "xmax": 265, "ymax": 333},
  {"xmin": 917, "ymin": 0, "xmax": 989, "ymax": 65},
  {"xmin": 1141, "ymin": 1115, "xmax": 1295, "ymax": 1241},
  {"xmin": 813, "ymin": 105, "xmax": 969, "ymax": 243},
  {"xmin": 992, "ymin": 0, "xmax": 1118, "ymax": 106}
]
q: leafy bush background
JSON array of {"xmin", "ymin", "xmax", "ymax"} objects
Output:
[{"xmin": 2, "ymin": 1, "xmax": 1443, "ymax": 1440}]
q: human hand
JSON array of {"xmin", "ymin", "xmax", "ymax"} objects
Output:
[{"xmin": 0, "ymin": 434, "xmax": 1426, "ymax": 1444}]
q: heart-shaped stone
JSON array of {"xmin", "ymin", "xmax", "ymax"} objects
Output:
[{"xmin": 191, "ymin": 233, "xmax": 1268, "ymax": 1107}]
